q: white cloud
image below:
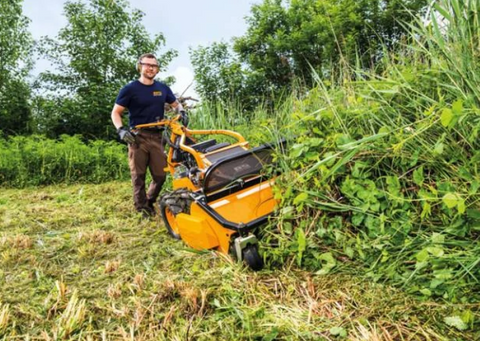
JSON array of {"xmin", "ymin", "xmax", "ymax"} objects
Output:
[
  {"xmin": 22, "ymin": 0, "xmax": 261, "ymax": 101},
  {"xmin": 169, "ymin": 66, "xmax": 198, "ymax": 100}
]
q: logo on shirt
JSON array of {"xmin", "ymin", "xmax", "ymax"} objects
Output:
[{"xmin": 153, "ymin": 91, "xmax": 162, "ymax": 97}]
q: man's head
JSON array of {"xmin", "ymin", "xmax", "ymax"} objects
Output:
[{"xmin": 137, "ymin": 53, "xmax": 159, "ymax": 80}]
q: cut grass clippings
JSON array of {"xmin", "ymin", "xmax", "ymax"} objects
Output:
[{"xmin": 0, "ymin": 182, "xmax": 478, "ymax": 340}]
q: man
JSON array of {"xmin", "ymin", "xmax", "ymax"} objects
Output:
[{"xmin": 111, "ymin": 53, "xmax": 188, "ymax": 217}]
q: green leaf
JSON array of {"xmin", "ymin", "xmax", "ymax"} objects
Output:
[
  {"xmin": 423, "ymin": 105, "xmax": 436, "ymax": 116},
  {"xmin": 283, "ymin": 186, "xmax": 293, "ymax": 200},
  {"xmin": 293, "ymin": 192, "xmax": 308, "ymax": 206},
  {"xmin": 297, "ymin": 228, "xmax": 306, "ymax": 253},
  {"xmin": 416, "ymin": 249, "xmax": 429, "ymax": 262},
  {"xmin": 378, "ymin": 126, "xmax": 391, "ymax": 133},
  {"xmin": 421, "ymin": 202, "xmax": 431, "ymax": 219},
  {"xmin": 444, "ymin": 316, "xmax": 468, "ymax": 331},
  {"xmin": 315, "ymin": 252, "xmax": 336, "ymax": 275},
  {"xmin": 461, "ymin": 309, "xmax": 475, "ymax": 325},
  {"xmin": 430, "ymin": 279, "xmax": 444, "ymax": 289},
  {"xmin": 440, "ymin": 108, "xmax": 452, "ymax": 127},
  {"xmin": 296, "ymin": 228, "xmax": 306, "ymax": 266},
  {"xmin": 329, "ymin": 326, "xmax": 347, "ymax": 337},
  {"xmin": 308, "ymin": 138, "xmax": 324, "ymax": 147},
  {"xmin": 290, "ymin": 143, "xmax": 306, "ymax": 158},
  {"xmin": 323, "ymin": 151, "xmax": 337, "ymax": 167},
  {"xmin": 457, "ymin": 198, "xmax": 466, "ymax": 214},
  {"xmin": 426, "ymin": 246, "xmax": 444, "ymax": 257},
  {"xmin": 344, "ymin": 246, "xmax": 354, "ymax": 259},
  {"xmin": 431, "ymin": 233, "xmax": 445, "ymax": 244},
  {"xmin": 280, "ymin": 206, "xmax": 294, "ymax": 219},
  {"xmin": 469, "ymin": 180, "xmax": 480, "ymax": 195},
  {"xmin": 337, "ymin": 132, "xmax": 387, "ymax": 150},
  {"xmin": 415, "ymin": 261, "xmax": 429, "ymax": 270},
  {"xmin": 434, "ymin": 269, "xmax": 453, "ymax": 280},
  {"xmin": 452, "ymin": 99, "xmax": 463, "ymax": 115},
  {"xmin": 305, "ymin": 151, "xmax": 319, "ymax": 161},
  {"xmin": 351, "ymin": 213, "xmax": 364, "ymax": 226},
  {"xmin": 262, "ymin": 329, "xmax": 279, "ymax": 341},
  {"xmin": 413, "ymin": 166, "xmax": 424, "ymax": 186},
  {"xmin": 433, "ymin": 141, "xmax": 444, "ymax": 155},
  {"xmin": 467, "ymin": 208, "xmax": 480, "ymax": 220},
  {"xmin": 442, "ymin": 193, "xmax": 458, "ymax": 208},
  {"xmin": 420, "ymin": 288, "xmax": 432, "ymax": 296}
]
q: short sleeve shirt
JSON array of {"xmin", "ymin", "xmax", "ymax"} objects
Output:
[{"xmin": 115, "ymin": 80, "xmax": 176, "ymax": 127}]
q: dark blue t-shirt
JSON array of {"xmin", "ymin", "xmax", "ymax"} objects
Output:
[{"xmin": 115, "ymin": 80, "xmax": 176, "ymax": 127}]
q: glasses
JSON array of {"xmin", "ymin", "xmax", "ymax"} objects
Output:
[{"xmin": 140, "ymin": 62, "xmax": 159, "ymax": 69}]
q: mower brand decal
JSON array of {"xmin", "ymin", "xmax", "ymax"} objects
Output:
[
  {"xmin": 233, "ymin": 164, "xmax": 251, "ymax": 172},
  {"xmin": 153, "ymin": 91, "xmax": 162, "ymax": 96},
  {"xmin": 209, "ymin": 199, "xmax": 230, "ymax": 209}
]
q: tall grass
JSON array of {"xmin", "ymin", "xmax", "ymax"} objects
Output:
[
  {"xmin": 190, "ymin": 91, "xmax": 295, "ymax": 147},
  {"xmin": 0, "ymin": 135, "xmax": 129, "ymax": 187},
  {"xmin": 262, "ymin": 0, "xmax": 480, "ymax": 304}
]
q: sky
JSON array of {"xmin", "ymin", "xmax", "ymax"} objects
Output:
[{"xmin": 22, "ymin": 0, "xmax": 260, "ymax": 98}]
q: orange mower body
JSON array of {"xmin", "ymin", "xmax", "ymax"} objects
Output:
[{"xmin": 134, "ymin": 115, "xmax": 282, "ymax": 270}]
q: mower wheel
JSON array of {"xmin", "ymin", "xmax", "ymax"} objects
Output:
[
  {"xmin": 242, "ymin": 244, "xmax": 264, "ymax": 271},
  {"xmin": 159, "ymin": 189, "xmax": 193, "ymax": 240},
  {"xmin": 160, "ymin": 200, "xmax": 181, "ymax": 240}
]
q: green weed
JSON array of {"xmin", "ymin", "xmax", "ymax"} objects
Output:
[
  {"xmin": 265, "ymin": 0, "xmax": 480, "ymax": 307},
  {"xmin": 0, "ymin": 182, "xmax": 476, "ymax": 339},
  {"xmin": 0, "ymin": 135, "xmax": 129, "ymax": 188}
]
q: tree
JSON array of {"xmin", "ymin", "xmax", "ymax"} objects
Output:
[
  {"xmin": 190, "ymin": 42, "xmax": 267, "ymax": 111},
  {"xmin": 191, "ymin": 0, "xmax": 427, "ymax": 107},
  {"xmin": 35, "ymin": 0, "xmax": 177, "ymax": 139},
  {"xmin": 234, "ymin": 0, "xmax": 427, "ymax": 89},
  {"xmin": 0, "ymin": 0, "xmax": 33, "ymax": 136}
]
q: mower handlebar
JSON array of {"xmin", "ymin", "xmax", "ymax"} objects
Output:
[{"xmin": 133, "ymin": 115, "xmax": 181, "ymax": 130}]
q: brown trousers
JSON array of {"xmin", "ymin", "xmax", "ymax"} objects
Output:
[{"xmin": 128, "ymin": 131, "xmax": 167, "ymax": 211}]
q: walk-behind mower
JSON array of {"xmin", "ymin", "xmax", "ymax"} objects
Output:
[{"xmin": 133, "ymin": 113, "xmax": 282, "ymax": 271}]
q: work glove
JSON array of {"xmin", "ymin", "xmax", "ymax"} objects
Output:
[
  {"xmin": 180, "ymin": 110, "xmax": 189, "ymax": 127},
  {"xmin": 117, "ymin": 126, "xmax": 136, "ymax": 144}
]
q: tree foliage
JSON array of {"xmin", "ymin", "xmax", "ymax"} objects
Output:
[
  {"xmin": 0, "ymin": 0, "xmax": 33, "ymax": 136},
  {"xmin": 236, "ymin": 0, "xmax": 428, "ymax": 88},
  {"xmin": 35, "ymin": 0, "xmax": 177, "ymax": 139},
  {"xmin": 190, "ymin": 42, "xmax": 267, "ymax": 111},
  {"xmin": 191, "ymin": 0, "xmax": 427, "ymax": 106}
]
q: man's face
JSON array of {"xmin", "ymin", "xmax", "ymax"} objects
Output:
[{"xmin": 139, "ymin": 57, "xmax": 159, "ymax": 80}]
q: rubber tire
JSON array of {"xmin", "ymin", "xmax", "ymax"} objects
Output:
[
  {"xmin": 160, "ymin": 200, "xmax": 181, "ymax": 240},
  {"xmin": 242, "ymin": 244, "xmax": 264, "ymax": 271}
]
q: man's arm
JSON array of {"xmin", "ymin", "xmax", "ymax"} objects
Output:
[
  {"xmin": 169, "ymin": 101, "xmax": 181, "ymax": 111},
  {"xmin": 111, "ymin": 104, "xmax": 126, "ymax": 129},
  {"xmin": 111, "ymin": 103, "xmax": 136, "ymax": 144},
  {"xmin": 169, "ymin": 101, "xmax": 188, "ymax": 127}
]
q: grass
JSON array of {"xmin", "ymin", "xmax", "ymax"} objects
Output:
[
  {"xmin": 0, "ymin": 135, "xmax": 129, "ymax": 188},
  {"xmin": 0, "ymin": 181, "xmax": 478, "ymax": 340},
  {"xmin": 2, "ymin": 3, "xmax": 480, "ymax": 337}
]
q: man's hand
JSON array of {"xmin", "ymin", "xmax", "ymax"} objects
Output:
[
  {"xmin": 117, "ymin": 127, "xmax": 136, "ymax": 144},
  {"xmin": 180, "ymin": 110, "xmax": 189, "ymax": 127}
]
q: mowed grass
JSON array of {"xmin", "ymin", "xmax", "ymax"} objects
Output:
[{"xmin": 0, "ymin": 182, "xmax": 477, "ymax": 340}]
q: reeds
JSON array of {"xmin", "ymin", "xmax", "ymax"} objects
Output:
[{"xmin": 263, "ymin": 0, "xmax": 480, "ymax": 305}]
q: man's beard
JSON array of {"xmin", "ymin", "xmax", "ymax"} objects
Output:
[{"xmin": 143, "ymin": 72, "xmax": 156, "ymax": 80}]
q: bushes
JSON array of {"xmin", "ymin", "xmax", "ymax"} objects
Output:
[
  {"xmin": 263, "ymin": 0, "xmax": 480, "ymax": 303},
  {"xmin": 0, "ymin": 135, "xmax": 129, "ymax": 187},
  {"xmin": 267, "ymin": 82, "xmax": 480, "ymax": 303}
]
